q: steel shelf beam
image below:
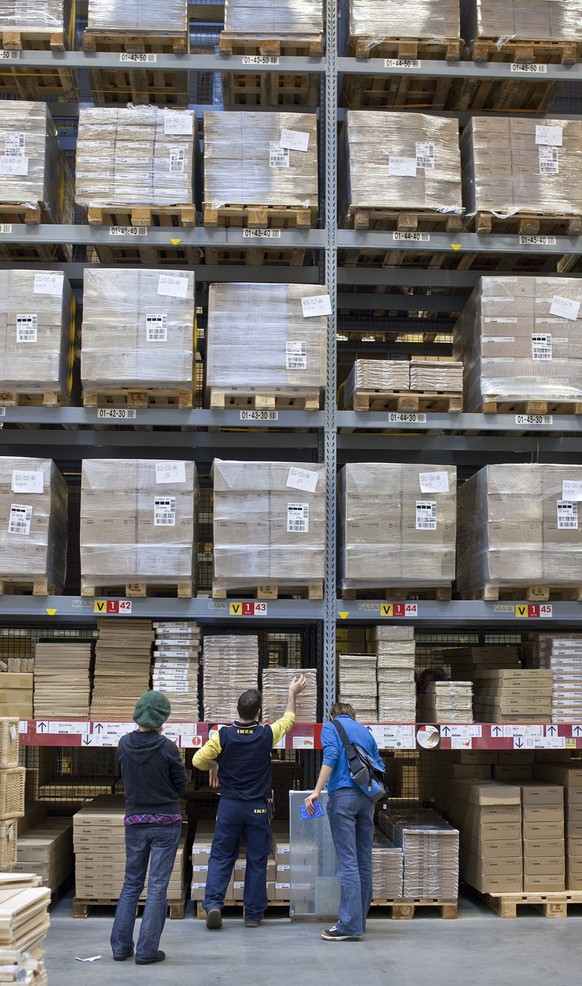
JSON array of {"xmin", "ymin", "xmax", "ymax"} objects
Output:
[
  {"xmin": 0, "ymin": 407, "xmax": 325, "ymax": 429},
  {"xmin": 0, "ymin": 225, "xmax": 326, "ymax": 249},
  {"xmin": 2, "ymin": 51, "xmax": 324, "ymax": 72},
  {"xmin": 337, "ymin": 599, "xmax": 582, "ymax": 623},
  {"xmin": 338, "ymin": 229, "xmax": 582, "ymax": 256},
  {"xmin": 336, "ymin": 411, "xmax": 582, "ymax": 434},
  {"xmin": 337, "ymin": 57, "xmax": 582, "ymax": 83},
  {"xmin": 0, "ymin": 596, "xmax": 324, "ymax": 621}
]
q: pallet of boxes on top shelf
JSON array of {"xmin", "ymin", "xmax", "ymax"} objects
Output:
[
  {"xmin": 82, "ymin": 0, "xmax": 189, "ymax": 106},
  {"xmin": 219, "ymin": 0, "xmax": 323, "ymax": 108},
  {"xmin": 0, "ymin": 0, "xmax": 76, "ymax": 100}
]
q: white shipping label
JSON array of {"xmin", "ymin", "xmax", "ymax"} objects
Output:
[
  {"xmin": 154, "ymin": 496, "xmax": 176, "ymax": 527},
  {"xmin": 563, "ymin": 480, "xmax": 582, "ymax": 502},
  {"xmin": 164, "ymin": 110, "xmax": 193, "ymax": 136},
  {"xmin": 169, "ymin": 147, "xmax": 185, "ymax": 173},
  {"xmin": 286, "ymin": 341, "xmax": 307, "ymax": 370},
  {"xmin": 301, "ymin": 294, "xmax": 332, "ymax": 318},
  {"xmin": 16, "ymin": 314, "xmax": 37, "ymax": 343},
  {"xmin": 416, "ymin": 141, "xmax": 435, "ymax": 169},
  {"xmin": 33, "ymin": 272, "xmax": 63, "ymax": 296},
  {"xmin": 279, "ymin": 128, "xmax": 310, "ymax": 152},
  {"xmin": 157, "ymin": 273, "xmax": 188, "ymax": 299},
  {"xmin": 419, "ymin": 471, "xmax": 449, "ymax": 494},
  {"xmin": 155, "ymin": 461, "xmax": 186, "ymax": 485},
  {"xmin": 532, "ymin": 333, "xmax": 552, "ymax": 360},
  {"xmin": 535, "ymin": 125, "xmax": 563, "ymax": 147},
  {"xmin": 8, "ymin": 504, "xmax": 32, "ymax": 535},
  {"xmin": 269, "ymin": 142, "xmax": 290, "ymax": 168},
  {"xmin": 287, "ymin": 502, "xmax": 309, "ymax": 533},
  {"xmin": 416, "ymin": 500, "xmax": 437, "ymax": 531},
  {"xmin": 5, "ymin": 132, "xmax": 24, "ymax": 156},
  {"xmin": 389, "ymin": 156, "xmax": 417, "ymax": 177},
  {"xmin": 286, "ymin": 466, "xmax": 319, "ymax": 493},
  {"xmin": 146, "ymin": 314, "xmax": 168, "ymax": 342},
  {"xmin": 11, "ymin": 470, "xmax": 43, "ymax": 494},
  {"xmin": 558, "ymin": 501, "xmax": 578, "ymax": 530},
  {"xmin": 0, "ymin": 155, "xmax": 28, "ymax": 175},
  {"xmin": 539, "ymin": 146, "xmax": 559, "ymax": 174},
  {"xmin": 550, "ymin": 295, "xmax": 581, "ymax": 321}
]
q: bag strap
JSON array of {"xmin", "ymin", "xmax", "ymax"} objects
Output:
[{"xmin": 331, "ymin": 717, "xmax": 351, "ymax": 749}]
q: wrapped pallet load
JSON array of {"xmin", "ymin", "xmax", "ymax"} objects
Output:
[
  {"xmin": 0, "ymin": 101, "xmax": 74, "ymax": 222},
  {"xmin": 343, "ymin": 0, "xmax": 460, "ymax": 54},
  {"xmin": 206, "ymin": 282, "xmax": 327, "ymax": 408},
  {"xmin": 80, "ymin": 459, "xmax": 197, "ymax": 595},
  {"xmin": 86, "ymin": 0, "xmax": 189, "ymax": 34},
  {"xmin": 222, "ymin": 0, "xmax": 323, "ymax": 39},
  {"xmin": 212, "ymin": 460, "xmax": 326, "ymax": 594},
  {"xmin": 81, "ymin": 269, "xmax": 194, "ymax": 405},
  {"xmin": 0, "ymin": 0, "xmax": 74, "ymax": 38},
  {"xmin": 461, "ymin": 0, "xmax": 582, "ymax": 49}
]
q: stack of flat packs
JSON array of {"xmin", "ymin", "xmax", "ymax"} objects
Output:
[
  {"xmin": 15, "ymin": 818, "xmax": 73, "ymax": 893},
  {"xmin": 417, "ymin": 681, "xmax": 473, "ymax": 724},
  {"xmin": 338, "ymin": 653, "xmax": 377, "ymax": 722},
  {"xmin": 0, "ymin": 872, "xmax": 50, "ymax": 954},
  {"xmin": 472, "ymin": 669, "xmax": 553, "ymax": 723},
  {"xmin": 152, "ymin": 622, "xmax": 201, "ymax": 721},
  {"xmin": 261, "ymin": 668, "xmax": 317, "ymax": 723},
  {"xmin": 376, "ymin": 626, "xmax": 416, "ymax": 723},
  {"xmin": 530, "ymin": 635, "xmax": 582, "ymax": 723},
  {"xmin": 443, "ymin": 645, "xmax": 522, "ymax": 681},
  {"xmin": 87, "ymin": 0, "xmax": 188, "ymax": 32},
  {"xmin": 33, "ymin": 642, "xmax": 93, "ymax": 719},
  {"xmin": 342, "ymin": 360, "xmax": 410, "ymax": 408},
  {"xmin": 202, "ymin": 635, "xmax": 259, "ymax": 721},
  {"xmin": 409, "ymin": 360, "xmax": 463, "ymax": 394},
  {"xmin": 90, "ymin": 620, "xmax": 153, "ymax": 720},
  {"xmin": 372, "ymin": 832, "xmax": 403, "ymax": 900},
  {"xmin": 379, "ymin": 807, "xmax": 459, "ymax": 899}
]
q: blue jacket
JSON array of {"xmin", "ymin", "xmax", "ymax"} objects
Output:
[{"xmin": 321, "ymin": 715, "xmax": 384, "ymax": 793}]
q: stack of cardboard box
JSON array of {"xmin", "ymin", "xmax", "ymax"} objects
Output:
[
  {"xmin": 338, "ymin": 654, "xmax": 377, "ymax": 722},
  {"xmin": 520, "ymin": 782, "xmax": 565, "ymax": 892},
  {"xmin": 261, "ymin": 668, "xmax": 317, "ymax": 724},
  {"xmin": 33, "ymin": 643, "xmax": 93, "ymax": 720},
  {"xmin": 371, "ymin": 832, "xmax": 403, "ymax": 900},
  {"xmin": 202, "ymin": 634, "xmax": 259, "ymax": 721},
  {"xmin": 375, "ymin": 626, "xmax": 416, "ymax": 723},
  {"xmin": 152, "ymin": 621, "xmax": 200, "ymax": 721},
  {"xmin": 15, "ymin": 818, "xmax": 73, "ymax": 894},
  {"xmin": 0, "ymin": 102, "xmax": 73, "ymax": 223},
  {"xmin": 447, "ymin": 780, "xmax": 523, "ymax": 893},
  {"xmin": 471, "ymin": 669, "xmax": 553, "ymax": 724},
  {"xmin": 86, "ymin": 0, "xmax": 188, "ymax": 33},
  {"xmin": 89, "ymin": 619, "xmax": 153, "ymax": 721},
  {"xmin": 378, "ymin": 807, "xmax": 459, "ymax": 899},
  {"xmin": 530, "ymin": 634, "xmax": 582, "ymax": 723},
  {"xmin": 191, "ymin": 822, "xmax": 277, "ymax": 904},
  {"xmin": 533, "ymin": 762, "xmax": 582, "ymax": 890},
  {"xmin": 460, "ymin": 0, "xmax": 582, "ymax": 46}
]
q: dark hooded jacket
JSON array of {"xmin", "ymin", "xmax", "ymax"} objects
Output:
[{"xmin": 118, "ymin": 729, "xmax": 188, "ymax": 815}]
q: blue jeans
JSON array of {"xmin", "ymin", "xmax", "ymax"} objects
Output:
[
  {"xmin": 110, "ymin": 822, "xmax": 181, "ymax": 961},
  {"xmin": 203, "ymin": 798, "xmax": 271, "ymax": 920},
  {"xmin": 327, "ymin": 787, "xmax": 374, "ymax": 936}
]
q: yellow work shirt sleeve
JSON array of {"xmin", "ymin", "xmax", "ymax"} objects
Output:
[
  {"xmin": 192, "ymin": 731, "xmax": 223, "ymax": 771},
  {"xmin": 270, "ymin": 711, "xmax": 296, "ymax": 748}
]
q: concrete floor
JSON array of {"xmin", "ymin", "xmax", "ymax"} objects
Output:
[{"xmin": 44, "ymin": 893, "xmax": 582, "ymax": 986}]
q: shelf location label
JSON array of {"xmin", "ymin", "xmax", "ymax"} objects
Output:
[
  {"xmin": 93, "ymin": 599, "xmax": 132, "ymax": 615},
  {"xmin": 229, "ymin": 601, "xmax": 268, "ymax": 616},
  {"xmin": 380, "ymin": 603, "xmax": 418, "ymax": 618},
  {"xmin": 515, "ymin": 603, "xmax": 552, "ymax": 618}
]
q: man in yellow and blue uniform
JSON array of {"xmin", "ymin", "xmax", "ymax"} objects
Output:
[{"xmin": 193, "ymin": 673, "xmax": 306, "ymax": 929}]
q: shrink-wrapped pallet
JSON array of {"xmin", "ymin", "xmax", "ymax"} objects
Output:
[
  {"xmin": 338, "ymin": 463, "xmax": 456, "ymax": 589},
  {"xmin": 76, "ymin": 106, "xmax": 195, "ymax": 208},
  {"xmin": 206, "ymin": 283, "xmax": 327, "ymax": 397},
  {"xmin": 0, "ymin": 102, "xmax": 73, "ymax": 222},
  {"xmin": 223, "ymin": 0, "xmax": 323, "ymax": 36},
  {"xmin": 0, "ymin": 457, "xmax": 67, "ymax": 587},
  {"xmin": 461, "ymin": 0, "xmax": 582, "ymax": 44},
  {"xmin": 0, "ymin": 271, "xmax": 72, "ymax": 399},
  {"xmin": 344, "ymin": 0, "xmax": 460, "ymax": 50},
  {"xmin": 339, "ymin": 111, "xmax": 462, "ymax": 223},
  {"xmin": 342, "ymin": 360, "xmax": 409, "ymax": 408},
  {"xmin": 457, "ymin": 463, "xmax": 582, "ymax": 591},
  {"xmin": 204, "ymin": 112, "xmax": 318, "ymax": 210},
  {"xmin": 80, "ymin": 459, "xmax": 197, "ymax": 590},
  {"xmin": 87, "ymin": 0, "xmax": 188, "ymax": 33},
  {"xmin": 0, "ymin": 0, "xmax": 73, "ymax": 34},
  {"xmin": 212, "ymin": 459, "xmax": 325, "ymax": 589},
  {"xmin": 455, "ymin": 275, "xmax": 582, "ymax": 408},
  {"xmin": 461, "ymin": 117, "xmax": 582, "ymax": 219},
  {"xmin": 81, "ymin": 269, "xmax": 194, "ymax": 394}
]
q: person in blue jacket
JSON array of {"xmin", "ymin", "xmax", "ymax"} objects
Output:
[{"xmin": 304, "ymin": 701, "xmax": 385, "ymax": 941}]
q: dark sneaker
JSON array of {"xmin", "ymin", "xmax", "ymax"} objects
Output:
[
  {"xmin": 206, "ymin": 908, "xmax": 223, "ymax": 930},
  {"xmin": 320, "ymin": 926, "xmax": 361, "ymax": 941},
  {"xmin": 113, "ymin": 951, "xmax": 134, "ymax": 961},
  {"xmin": 244, "ymin": 917, "xmax": 262, "ymax": 928},
  {"xmin": 135, "ymin": 950, "xmax": 166, "ymax": 965}
]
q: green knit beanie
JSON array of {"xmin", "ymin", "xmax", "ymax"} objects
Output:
[{"xmin": 133, "ymin": 690, "xmax": 171, "ymax": 729}]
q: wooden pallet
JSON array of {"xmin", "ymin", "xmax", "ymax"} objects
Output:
[
  {"xmin": 469, "ymin": 38, "xmax": 578, "ymax": 66},
  {"xmin": 86, "ymin": 205, "xmax": 196, "ymax": 228},
  {"xmin": 212, "ymin": 583, "xmax": 324, "ymax": 601},
  {"xmin": 455, "ymin": 75, "xmax": 558, "ymax": 114},
  {"xmin": 347, "ymin": 36, "xmax": 462, "ymax": 61},
  {"xmin": 478, "ymin": 398, "xmax": 582, "ymax": 415},
  {"xmin": 219, "ymin": 34, "xmax": 322, "ymax": 107},
  {"xmin": 338, "ymin": 247, "xmax": 555, "ymax": 275},
  {"xmin": 344, "ymin": 390, "xmax": 462, "ymax": 413},
  {"xmin": 0, "ymin": 203, "xmax": 73, "ymax": 262},
  {"xmin": 0, "ymin": 579, "xmax": 61, "ymax": 596},
  {"xmin": 462, "ymin": 585, "xmax": 582, "ymax": 602},
  {"xmin": 82, "ymin": 30, "xmax": 188, "ymax": 55},
  {"xmin": 73, "ymin": 897, "xmax": 185, "ymax": 919},
  {"xmin": 209, "ymin": 390, "xmax": 321, "ymax": 411},
  {"xmin": 341, "ymin": 586, "xmax": 452, "ymax": 601},
  {"xmin": 342, "ymin": 72, "xmax": 459, "ymax": 111},
  {"xmin": 205, "ymin": 246, "xmax": 309, "ymax": 267},
  {"xmin": 1, "ymin": 30, "xmax": 66, "ymax": 51},
  {"xmin": 89, "ymin": 66, "xmax": 189, "ymax": 107},
  {"xmin": 0, "ymin": 391, "xmax": 68, "ymax": 407},
  {"xmin": 369, "ymin": 898, "xmax": 458, "ymax": 919},
  {"xmin": 219, "ymin": 35, "xmax": 323, "ymax": 58},
  {"xmin": 484, "ymin": 890, "xmax": 582, "ymax": 919},
  {"xmin": 347, "ymin": 209, "xmax": 463, "ymax": 233},
  {"xmin": 203, "ymin": 204, "xmax": 317, "ymax": 229},
  {"xmin": 0, "ymin": 63, "xmax": 77, "ymax": 100},
  {"xmin": 81, "ymin": 582, "xmax": 194, "ymax": 599},
  {"xmin": 83, "ymin": 390, "xmax": 193, "ymax": 410},
  {"xmin": 88, "ymin": 243, "xmax": 201, "ymax": 266},
  {"xmin": 467, "ymin": 212, "xmax": 582, "ymax": 236}
]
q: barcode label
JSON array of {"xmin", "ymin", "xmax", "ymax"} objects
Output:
[
  {"xmin": 110, "ymin": 226, "xmax": 148, "ymax": 237},
  {"xmin": 146, "ymin": 314, "xmax": 168, "ymax": 342},
  {"xmin": 269, "ymin": 142, "xmax": 289, "ymax": 168},
  {"xmin": 16, "ymin": 314, "xmax": 37, "ymax": 343},
  {"xmin": 519, "ymin": 235, "xmax": 556, "ymax": 245},
  {"xmin": 0, "ymin": 50, "xmax": 20, "ymax": 60},
  {"xmin": 510, "ymin": 62, "xmax": 547, "ymax": 74},
  {"xmin": 120, "ymin": 52, "xmax": 157, "ymax": 63},
  {"xmin": 515, "ymin": 414, "xmax": 553, "ymax": 425},
  {"xmin": 0, "ymin": 224, "xmax": 12, "ymax": 234},
  {"xmin": 287, "ymin": 503, "xmax": 309, "ymax": 533},
  {"xmin": 392, "ymin": 231, "xmax": 430, "ymax": 242},
  {"xmin": 416, "ymin": 500, "xmax": 437, "ymax": 530},
  {"xmin": 242, "ymin": 228, "xmax": 282, "ymax": 239},
  {"xmin": 8, "ymin": 504, "xmax": 32, "ymax": 535},
  {"xmin": 388, "ymin": 412, "xmax": 427, "ymax": 423},
  {"xmin": 239, "ymin": 410, "xmax": 279, "ymax": 421},
  {"xmin": 97, "ymin": 408, "xmax": 137, "ymax": 420},
  {"xmin": 5, "ymin": 132, "xmax": 25, "ymax": 157},
  {"xmin": 532, "ymin": 333, "xmax": 552, "ymax": 360},
  {"xmin": 169, "ymin": 147, "xmax": 185, "ymax": 173},
  {"xmin": 416, "ymin": 141, "xmax": 435, "ymax": 169},
  {"xmin": 154, "ymin": 496, "xmax": 176, "ymax": 527},
  {"xmin": 539, "ymin": 147, "xmax": 559, "ymax": 174},
  {"xmin": 558, "ymin": 501, "xmax": 578, "ymax": 530},
  {"xmin": 242, "ymin": 55, "xmax": 279, "ymax": 65},
  {"xmin": 286, "ymin": 341, "xmax": 307, "ymax": 370},
  {"xmin": 385, "ymin": 58, "xmax": 421, "ymax": 68}
]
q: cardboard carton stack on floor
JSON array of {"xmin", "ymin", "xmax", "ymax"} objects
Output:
[
  {"xmin": 261, "ymin": 668, "xmax": 317, "ymax": 724},
  {"xmin": 338, "ymin": 654, "xmax": 377, "ymax": 722},
  {"xmin": 33, "ymin": 642, "xmax": 93, "ymax": 720},
  {"xmin": 375, "ymin": 626, "xmax": 416, "ymax": 723},
  {"xmin": 378, "ymin": 808, "xmax": 459, "ymax": 900},
  {"xmin": 202, "ymin": 635, "xmax": 259, "ymax": 721},
  {"xmin": 471, "ymin": 669, "xmax": 553, "ymax": 724},
  {"xmin": 0, "ymin": 102, "xmax": 74, "ymax": 223},
  {"xmin": 152, "ymin": 622, "xmax": 200, "ymax": 721},
  {"xmin": 271, "ymin": 825, "xmax": 291, "ymax": 903},
  {"xmin": 191, "ymin": 822, "xmax": 277, "ymax": 904},
  {"xmin": 15, "ymin": 818, "xmax": 73, "ymax": 893},
  {"xmin": 89, "ymin": 619, "xmax": 153, "ymax": 720},
  {"xmin": 520, "ymin": 783, "xmax": 565, "ymax": 892},
  {"xmin": 533, "ymin": 762, "xmax": 582, "ymax": 890},
  {"xmin": 493, "ymin": 750, "xmax": 534, "ymax": 784},
  {"xmin": 529, "ymin": 634, "xmax": 582, "ymax": 723},
  {"xmin": 371, "ymin": 831, "xmax": 403, "ymax": 900}
]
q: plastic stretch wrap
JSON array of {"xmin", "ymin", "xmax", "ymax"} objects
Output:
[
  {"xmin": 207, "ymin": 283, "xmax": 326, "ymax": 393},
  {"xmin": 87, "ymin": 0, "xmax": 188, "ymax": 32},
  {"xmin": 0, "ymin": 271, "xmax": 72, "ymax": 397},
  {"xmin": 80, "ymin": 459, "xmax": 197, "ymax": 587},
  {"xmin": 261, "ymin": 668, "xmax": 317, "ymax": 723},
  {"xmin": 204, "ymin": 112, "xmax": 318, "ymax": 209},
  {"xmin": 0, "ymin": 102, "xmax": 73, "ymax": 222},
  {"xmin": 342, "ymin": 360, "xmax": 409, "ymax": 407},
  {"xmin": 378, "ymin": 808, "xmax": 459, "ymax": 900},
  {"xmin": 0, "ymin": 0, "xmax": 70, "ymax": 31},
  {"xmin": 338, "ymin": 463, "xmax": 456, "ymax": 589},
  {"xmin": 224, "ymin": 0, "xmax": 323, "ymax": 35},
  {"xmin": 76, "ymin": 106, "xmax": 195, "ymax": 208},
  {"xmin": 81, "ymin": 269, "xmax": 194, "ymax": 392},
  {"xmin": 339, "ymin": 112, "xmax": 462, "ymax": 221},
  {"xmin": 461, "ymin": 117, "xmax": 582, "ymax": 218},
  {"xmin": 457, "ymin": 464, "xmax": 582, "ymax": 591},
  {"xmin": 0, "ymin": 457, "xmax": 67, "ymax": 585},
  {"xmin": 461, "ymin": 0, "xmax": 582, "ymax": 44},
  {"xmin": 455, "ymin": 276, "xmax": 582, "ymax": 406},
  {"xmin": 212, "ymin": 459, "xmax": 326, "ymax": 588},
  {"xmin": 345, "ymin": 0, "xmax": 459, "ymax": 44}
]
